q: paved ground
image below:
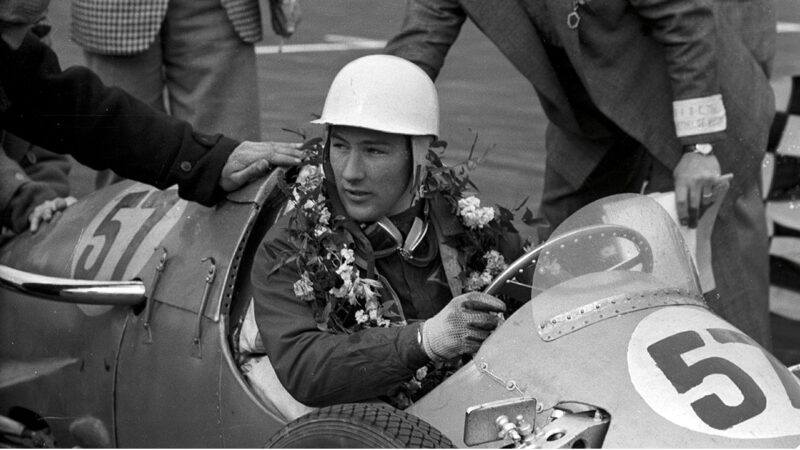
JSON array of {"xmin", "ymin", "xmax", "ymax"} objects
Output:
[{"xmin": 44, "ymin": 1, "xmax": 800, "ymax": 362}]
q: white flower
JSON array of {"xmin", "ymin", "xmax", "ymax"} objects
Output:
[
  {"xmin": 340, "ymin": 248, "xmax": 355, "ymax": 264},
  {"xmin": 330, "ymin": 262, "xmax": 355, "ymax": 303},
  {"xmin": 458, "ymin": 196, "xmax": 481, "ymax": 214},
  {"xmin": 484, "ymin": 250, "xmax": 507, "ymax": 273},
  {"xmin": 355, "ymin": 309, "xmax": 369, "ymax": 325},
  {"xmin": 365, "ymin": 306, "xmax": 390, "ymax": 327},
  {"xmin": 286, "ymin": 189, "xmax": 302, "ymax": 212},
  {"xmin": 415, "ymin": 365, "xmax": 428, "ymax": 380},
  {"xmin": 329, "ymin": 276, "xmax": 354, "ymax": 303},
  {"xmin": 314, "ymin": 224, "xmax": 330, "ymax": 237},
  {"xmin": 480, "ymin": 270, "xmax": 493, "ymax": 286},
  {"xmin": 458, "ymin": 196, "xmax": 495, "ymax": 229},
  {"xmin": 359, "ymin": 278, "xmax": 382, "ymax": 303},
  {"xmin": 303, "ymin": 199, "xmax": 316, "ymax": 210},
  {"xmin": 465, "ymin": 271, "xmax": 487, "ymax": 291},
  {"xmin": 347, "ymin": 289, "xmax": 358, "ymax": 305},
  {"xmin": 336, "ymin": 260, "xmax": 354, "ymax": 282},
  {"xmin": 364, "ymin": 296, "xmax": 380, "ymax": 312},
  {"xmin": 293, "ymin": 272, "xmax": 314, "ymax": 300},
  {"xmin": 319, "ymin": 206, "xmax": 331, "ymax": 225},
  {"xmin": 297, "ymin": 164, "xmax": 323, "ymax": 188}
]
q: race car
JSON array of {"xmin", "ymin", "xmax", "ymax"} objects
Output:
[{"xmin": 1, "ymin": 168, "xmax": 799, "ymax": 448}]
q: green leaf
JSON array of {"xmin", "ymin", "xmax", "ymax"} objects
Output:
[
  {"xmin": 301, "ymin": 136, "xmax": 324, "ymax": 150},
  {"xmin": 513, "ymin": 196, "xmax": 530, "ymax": 211},
  {"xmin": 431, "ymin": 139, "xmax": 448, "ymax": 149},
  {"xmin": 496, "ymin": 205, "xmax": 514, "ymax": 223},
  {"xmin": 281, "ymin": 127, "xmax": 308, "ymax": 140},
  {"xmin": 466, "ymin": 132, "xmax": 479, "ymax": 161},
  {"xmin": 522, "ymin": 208, "xmax": 549, "ymax": 227}
]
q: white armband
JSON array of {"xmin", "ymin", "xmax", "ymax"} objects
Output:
[{"xmin": 673, "ymin": 94, "xmax": 726, "ymax": 138}]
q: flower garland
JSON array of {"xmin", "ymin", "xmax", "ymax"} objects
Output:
[
  {"xmin": 421, "ymin": 143, "xmax": 533, "ymax": 297},
  {"xmin": 279, "ymin": 138, "xmax": 400, "ymax": 333},
  {"xmin": 279, "ymin": 137, "xmax": 534, "ymax": 407}
]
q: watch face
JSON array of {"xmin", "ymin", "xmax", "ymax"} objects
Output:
[{"xmin": 695, "ymin": 143, "xmax": 713, "ymax": 155}]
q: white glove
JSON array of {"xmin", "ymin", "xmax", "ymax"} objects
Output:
[{"xmin": 421, "ymin": 292, "xmax": 506, "ymax": 362}]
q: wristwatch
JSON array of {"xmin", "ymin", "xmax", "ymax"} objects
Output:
[{"xmin": 683, "ymin": 143, "xmax": 714, "ymax": 156}]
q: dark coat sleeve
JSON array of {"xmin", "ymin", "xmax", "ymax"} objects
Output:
[
  {"xmin": 2, "ymin": 131, "xmax": 71, "ymax": 197},
  {"xmin": 0, "ymin": 33, "xmax": 239, "ymax": 206},
  {"xmin": 0, "ymin": 148, "xmax": 57, "ymax": 233},
  {"xmin": 629, "ymin": 0, "xmax": 719, "ymax": 102},
  {"xmin": 251, "ymin": 220, "xmax": 429, "ymax": 407},
  {"xmin": 384, "ymin": 0, "xmax": 467, "ymax": 80},
  {"xmin": 627, "ymin": 0, "xmax": 728, "ymax": 145}
]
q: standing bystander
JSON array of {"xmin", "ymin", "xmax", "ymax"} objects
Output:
[
  {"xmin": 71, "ymin": 0, "xmax": 301, "ymax": 188},
  {"xmin": 1, "ymin": 0, "xmax": 305, "ymax": 209},
  {"xmin": 386, "ymin": 0, "xmax": 776, "ymax": 347}
]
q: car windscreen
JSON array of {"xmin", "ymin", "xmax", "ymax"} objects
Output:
[{"xmin": 531, "ymin": 193, "xmax": 701, "ymax": 296}]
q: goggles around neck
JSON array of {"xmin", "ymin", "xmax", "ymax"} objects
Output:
[{"xmin": 363, "ymin": 201, "xmax": 437, "ymax": 266}]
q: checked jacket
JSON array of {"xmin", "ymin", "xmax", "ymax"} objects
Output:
[{"xmin": 71, "ymin": 0, "xmax": 262, "ymax": 55}]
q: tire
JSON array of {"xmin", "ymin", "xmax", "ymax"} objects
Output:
[{"xmin": 265, "ymin": 403, "xmax": 455, "ymax": 448}]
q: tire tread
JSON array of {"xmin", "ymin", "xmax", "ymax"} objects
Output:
[{"xmin": 266, "ymin": 403, "xmax": 455, "ymax": 448}]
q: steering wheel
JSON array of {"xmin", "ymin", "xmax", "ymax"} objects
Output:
[{"xmin": 484, "ymin": 224, "xmax": 653, "ymax": 297}]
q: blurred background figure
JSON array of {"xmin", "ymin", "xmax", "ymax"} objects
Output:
[{"xmin": 71, "ymin": 0, "xmax": 300, "ymax": 188}]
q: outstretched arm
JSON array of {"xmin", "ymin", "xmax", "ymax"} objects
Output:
[
  {"xmin": 629, "ymin": 0, "xmax": 725, "ymax": 226},
  {"xmin": 0, "ymin": 34, "xmax": 302, "ymax": 206}
]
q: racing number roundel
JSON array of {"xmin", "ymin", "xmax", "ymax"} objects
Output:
[
  {"xmin": 628, "ymin": 307, "xmax": 800, "ymax": 438},
  {"xmin": 71, "ymin": 184, "xmax": 186, "ymax": 291}
]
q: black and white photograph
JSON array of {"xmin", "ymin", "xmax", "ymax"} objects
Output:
[{"xmin": 1, "ymin": 0, "xmax": 800, "ymax": 447}]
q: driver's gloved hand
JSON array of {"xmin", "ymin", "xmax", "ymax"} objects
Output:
[{"xmin": 421, "ymin": 292, "xmax": 506, "ymax": 362}]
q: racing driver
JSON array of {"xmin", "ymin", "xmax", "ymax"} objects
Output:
[{"xmin": 251, "ymin": 55, "xmax": 521, "ymax": 408}]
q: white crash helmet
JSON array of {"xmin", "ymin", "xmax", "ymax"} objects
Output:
[{"xmin": 312, "ymin": 54, "xmax": 440, "ymax": 193}]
